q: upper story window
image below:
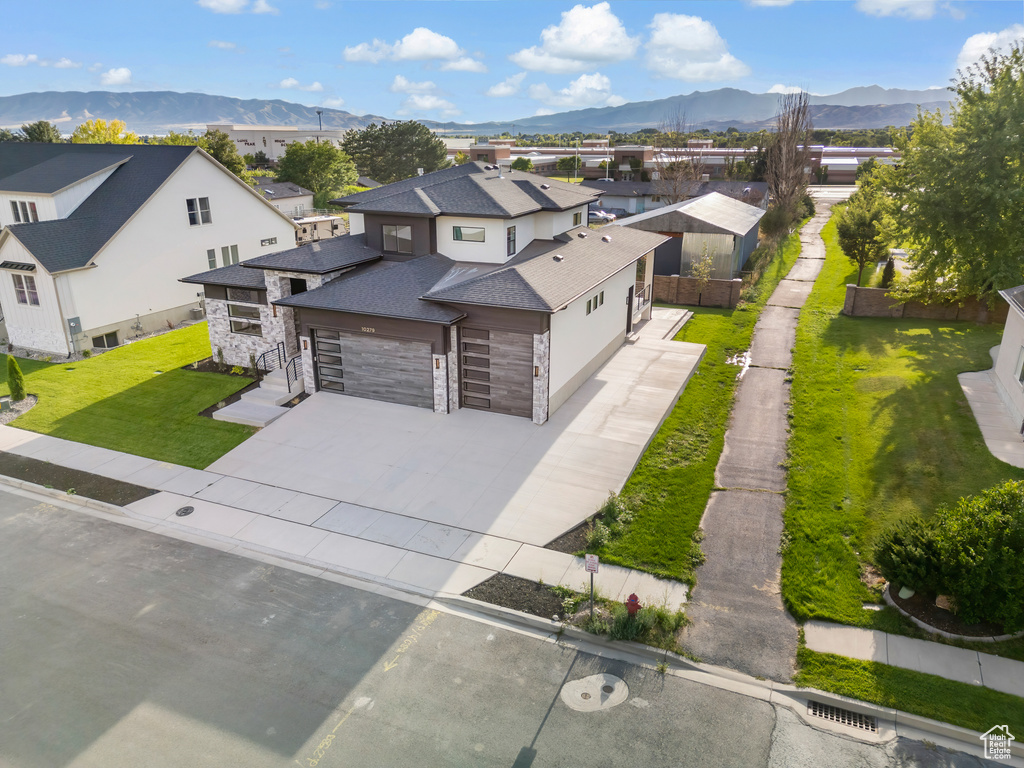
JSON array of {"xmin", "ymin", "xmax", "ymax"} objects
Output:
[
  {"xmin": 383, "ymin": 224, "xmax": 412, "ymax": 254},
  {"xmin": 221, "ymin": 244, "xmax": 239, "ymax": 266},
  {"xmin": 453, "ymin": 226, "xmax": 485, "ymax": 243},
  {"xmin": 573, "ymin": 212, "xmax": 582, "ymax": 226},
  {"xmin": 186, "ymin": 197, "xmax": 212, "ymax": 226},
  {"xmin": 506, "ymin": 226, "xmax": 516, "ymax": 257},
  {"xmin": 10, "ymin": 201, "xmax": 39, "ymax": 224},
  {"xmin": 12, "ymin": 274, "xmax": 39, "ymax": 306}
]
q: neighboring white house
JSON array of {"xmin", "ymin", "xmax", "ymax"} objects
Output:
[
  {"xmin": 254, "ymin": 179, "xmax": 345, "ymax": 244},
  {"xmin": 0, "ymin": 143, "xmax": 296, "ymax": 356},
  {"xmin": 183, "ymin": 162, "xmax": 664, "ymax": 424},
  {"xmin": 993, "ymin": 286, "xmax": 1024, "ymax": 427}
]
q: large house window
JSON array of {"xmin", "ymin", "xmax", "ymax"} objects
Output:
[
  {"xmin": 12, "ymin": 274, "xmax": 39, "ymax": 306},
  {"xmin": 573, "ymin": 212, "xmax": 582, "ymax": 226},
  {"xmin": 10, "ymin": 201, "xmax": 39, "ymax": 224},
  {"xmin": 186, "ymin": 197, "xmax": 212, "ymax": 226},
  {"xmin": 453, "ymin": 226, "xmax": 485, "ymax": 242},
  {"xmin": 228, "ymin": 303, "xmax": 262, "ymax": 336},
  {"xmin": 506, "ymin": 225, "xmax": 516, "ymax": 257},
  {"xmin": 221, "ymin": 244, "xmax": 239, "ymax": 266},
  {"xmin": 382, "ymin": 224, "xmax": 412, "ymax": 254}
]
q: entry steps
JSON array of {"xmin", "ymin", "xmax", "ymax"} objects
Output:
[{"xmin": 212, "ymin": 367, "xmax": 304, "ymax": 428}]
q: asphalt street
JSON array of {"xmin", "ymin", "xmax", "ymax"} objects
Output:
[{"xmin": 0, "ymin": 487, "xmax": 995, "ymax": 767}]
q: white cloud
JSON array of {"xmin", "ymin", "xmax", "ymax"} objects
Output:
[
  {"xmin": 343, "ymin": 39, "xmax": 392, "ymax": 64},
  {"xmin": 252, "ymin": 0, "xmax": 278, "ymax": 14},
  {"xmin": 487, "ymin": 72, "xmax": 527, "ymax": 98},
  {"xmin": 510, "ymin": 2, "xmax": 639, "ymax": 74},
  {"xmin": 768, "ymin": 84, "xmax": 803, "ymax": 94},
  {"xmin": 1, "ymin": 54, "xmax": 39, "ymax": 66},
  {"xmin": 53, "ymin": 57, "xmax": 83, "ymax": 69},
  {"xmin": 209, "ymin": 40, "xmax": 237, "ymax": 50},
  {"xmin": 393, "ymin": 28, "xmax": 462, "ymax": 61},
  {"xmin": 854, "ymin": 0, "xmax": 938, "ymax": 19},
  {"xmin": 441, "ymin": 57, "xmax": 487, "ymax": 73},
  {"xmin": 88, "ymin": 62, "xmax": 103, "ymax": 72},
  {"xmin": 196, "ymin": 0, "xmax": 248, "ymax": 12},
  {"xmin": 314, "ymin": 0, "xmax": 330, "ymax": 7},
  {"xmin": 399, "ymin": 94, "xmax": 459, "ymax": 116},
  {"xmin": 645, "ymin": 13, "xmax": 750, "ymax": 81},
  {"xmin": 390, "ymin": 75, "xmax": 437, "ymax": 94},
  {"xmin": 321, "ymin": 97, "xmax": 345, "ymax": 109},
  {"xmin": 100, "ymin": 67, "xmax": 132, "ymax": 86},
  {"xmin": 279, "ymin": 78, "xmax": 323, "ymax": 92},
  {"xmin": 956, "ymin": 24, "xmax": 1024, "ymax": 70},
  {"xmin": 529, "ymin": 72, "xmax": 625, "ymax": 109}
]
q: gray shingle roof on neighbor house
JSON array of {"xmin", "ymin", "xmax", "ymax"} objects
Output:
[
  {"xmin": 615, "ymin": 192, "xmax": 765, "ymax": 237},
  {"xmin": 0, "ymin": 151, "xmax": 133, "ymax": 194},
  {"xmin": 276, "ymin": 254, "xmax": 465, "ymax": 324},
  {"xmin": 423, "ymin": 225, "xmax": 668, "ymax": 312},
  {"xmin": 581, "ymin": 178, "xmax": 768, "ymax": 202},
  {"xmin": 254, "ymin": 179, "xmax": 312, "ymax": 199},
  {"xmin": 181, "ymin": 261, "xmax": 267, "ymax": 290},
  {"xmin": 331, "ymin": 162, "xmax": 598, "ymax": 219},
  {"xmin": 0, "ymin": 143, "xmax": 197, "ymax": 273},
  {"xmin": 241, "ymin": 234, "xmax": 381, "ymax": 274}
]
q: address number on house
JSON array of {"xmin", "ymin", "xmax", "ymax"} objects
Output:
[{"xmin": 361, "ymin": 327, "xmax": 376, "ymax": 333}]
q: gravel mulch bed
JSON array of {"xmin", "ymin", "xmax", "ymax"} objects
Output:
[
  {"xmin": 890, "ymin": 585, "xmax": 1007, "ymax": 638},
  {"xmin": 0, "ymin": 394, "xmax": 37, "ymax": 425},
  {"xmin": 544, "ymin": 518, "xmax": 591, "ymax": 554},
  {"xmin": 463, "ymin": 574, "xmax": 568, "ymax": 620},
  {"xmin": 0, "ymin": 450, "xmax": 157, "ymax": 506}
]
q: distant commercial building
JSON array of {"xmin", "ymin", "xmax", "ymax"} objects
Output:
[{"xmin": 208, "ymin": 124, "xmax": 348, "ymax": 163}]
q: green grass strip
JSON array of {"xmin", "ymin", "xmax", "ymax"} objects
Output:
[
  {"xmin": 796, "ymin": 646, "xmax": 1024, "ymax": 734},
  {"xmin": 782, "ymin": 213, "xmax": 1024, "ymax": 627},
  {"xmin": 592, "ymin": 226, "xmax": 805, "ymax": 582},
  {"xmin": 1, "ymin": 323, "xmax": 255, "ymax": 469}
]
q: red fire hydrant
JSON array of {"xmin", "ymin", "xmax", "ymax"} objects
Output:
[{"xmin": 626, "ymin": 594, "xmax": 641, "ymax": 617}]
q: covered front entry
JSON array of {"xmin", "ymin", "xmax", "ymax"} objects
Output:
[
  {"xmin": 458, "ymin": 326, "xmax": 533, "ymax": 418},
  {"xmin": 311, "ymin": 328, "xmax": 433, "ymax": 408}
]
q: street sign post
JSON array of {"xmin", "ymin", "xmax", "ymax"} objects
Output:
[{"xmin": 585, "ymin": 554, "xmax": 599, "ymax": 617}]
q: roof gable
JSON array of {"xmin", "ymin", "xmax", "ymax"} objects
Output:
[{"xmin": 0, "ymin": 151, "xmax": 132, "ymax": 194}]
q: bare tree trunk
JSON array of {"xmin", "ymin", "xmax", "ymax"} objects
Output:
[
  {"xmin": 765, "ymin": 91, "xmax": 812, "ymax": 218},
  {"xmin": 654, "ymin": 109, "xmax": 708, "ymax": 205}
]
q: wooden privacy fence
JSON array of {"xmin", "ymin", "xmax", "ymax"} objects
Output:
[
  {"xmin": 652, "ymin": 276, "xmax": 743, "ymax": 308},
  {"xmin": 842, "ymin": 285, "xmax": 1007, "ymax": 324}
]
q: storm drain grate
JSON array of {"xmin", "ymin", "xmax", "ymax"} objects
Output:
[{"xmin": 807, "ymin": 701, "xmax": 877, "ymax": 732}]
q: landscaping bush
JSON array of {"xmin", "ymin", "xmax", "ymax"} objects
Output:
[
  {"xmin": 798, "ymin": 193, "xmax": 815, "ymax": 219},
  {"xmin": 874, "ymin": 517, "xmax": 943, "ymax": 594},
  {"xmin": 759, "ymin": 205, "xmax": 792, "ymax": 241},
  {"xmin": 7, "ymin": 356, "xmax": 26, "ymax": 401},
  {"xmin": 881, "ymin": 258, "xmax": 895, "ymax": 289}
]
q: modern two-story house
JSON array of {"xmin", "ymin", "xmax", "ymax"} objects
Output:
[
  {"xmin": 184, "ymin": 162, "xmax": 665, "ymax": 424},
  {"xmin": 0, "ymin": 143, "xmax": 296, "ymax": 356}
]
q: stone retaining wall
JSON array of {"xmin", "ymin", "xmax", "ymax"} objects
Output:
[
  {"xmin": 652, "ymin": 276, "xmax": 743, "ymax": 309},
  {"xmin": 842, "ymin": 285, "xmax": 1008, "ymax": 324}
]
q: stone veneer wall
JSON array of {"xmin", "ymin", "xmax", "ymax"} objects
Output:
[
  {"xmin": 532, "ymin": 330, "xmax": 550, "ymax": 425},
  {"xmin": 299, "ymin": 334, "xmax": 315, "ymax": 394},
  {"xmin": 206, "ymin": 298, "xmax": 276, "ymax": 368},
  {"xmin": 431, "ymin": 353, "xmax": 449, "ymax": 413},
  {"xmin": 842, "ymin": 285, "xmax": 1008, "ymax": 324},
  {"xmin": 652, "ymin": 276, "xmax": 743, "ymax": 308},
  {"xmin": 447, "ymin": 325, "xmax": 459, "ymax": 413}
]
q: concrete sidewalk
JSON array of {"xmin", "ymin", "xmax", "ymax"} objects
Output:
[
  {"xmin": 959, "ymin": 356, "xmax": 1024, "ymax": 469},
  {"xmin": 804, "ymin": 620, "xmax": 1024, "ymax": 698}
]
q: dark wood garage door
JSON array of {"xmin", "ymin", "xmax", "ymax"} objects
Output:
[
  {"xmin": 312, "ymin": 328, "xmax": 433, "ymax": 408},
  {"xmin": 459, "ymin": 327, "xmax": 533, "ymax": 418}
]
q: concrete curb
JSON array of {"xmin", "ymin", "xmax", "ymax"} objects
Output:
[{"xmin": 0, "ymin": 474, "xmax": 129, "ymax": 518}]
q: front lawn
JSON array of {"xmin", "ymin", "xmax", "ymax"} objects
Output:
[
  {"xmin": 589, "ymin": 225, "xmax": 805, "ymax": 582},
  {"xmin": 0, "ymin": 323, "xmax": 255, "ymax": 469},
  {"xmin": 782, "ymin": 215, "xmax": 1024, "ymax": 627}
]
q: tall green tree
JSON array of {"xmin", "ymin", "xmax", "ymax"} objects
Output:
[
  {"xmin": 0, "ymin": 128, "xmax": 21, "ymax": 143},
  {"xmin": 202, "ymin": 129, "xmax": 245, "ymax": 176},
  {"xmin": 342, "ymin": 121, "xmax": 448, "ymax": 184},
  {"xmin": 6, "ymin": 357, "xmax": 26, "ymax": 402},
  {"xmin": 556, "ymin": 155, "xmax": 581, "ymax": 173},
  {"xmin": 71, "ymin": 119, "xmax": 140, "ymax": 144},
  {"xmin": 837, "ymin": 194, "xmax": 889, "ymax": 286},
  {"xmin": 21, "ymin": 120, "xmax": 63, "ymax": 143},
  {"xmin": 453, "ymin": 150, "xmax": 470, "ymax": 165},
  {"xmin": 276, "ymin": 139, "xmax": 357, "ymax": 207},
  {"xmin": 510, "ymin": 157, "xmax": 534, "ymax": 172},
  {"xmin": 887, "ymin": 43, "xmax": 1024, "ymax": 302}
]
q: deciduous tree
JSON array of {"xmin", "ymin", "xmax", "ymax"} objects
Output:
[
  {"xmin": 765, "ymin": 91, "xmax": 812, "ymax": 220},
  {"xmin": 276, "ymin": 139, "xmax": 357, "ymax": 207},
  {"xmin": 21, "ymin": 120, "xmax": 63, "ymax": 143},
  {"xmin": 71, "ymin": 119, "xmax": 140, "ymax": 144},
  {"xmin": 453, "ymin": 150, "xmax": 470, "ymax": 165},
  {"xmin": 837, "ymin": 194, "xmax": 889, "ymax": 285},
  {"xmin": 342, "ymin": 121, "xmax": 449, "ymax": 184},
  {"xmin": 510, "ymin": 157, "xmax": 534, "ymax": 172}
]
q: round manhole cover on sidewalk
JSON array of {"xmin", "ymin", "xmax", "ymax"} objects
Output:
[
  {"xmin": 560, "ymin": 674, "xmax": 628, "ymax": 712},
  {"xmin": 175, "ymin": 506, "xmax": 194, "ymax": 517}
]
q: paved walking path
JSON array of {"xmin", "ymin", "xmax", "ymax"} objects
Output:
[
  {"xmin": 682, "ymin": 206, "xmax": 834, "ymax": 682},
  {"xmin": 958, "ymin": 348, "xmax": 1024, "ymax": 469},
  {"xmin": 804, "ymin": 620, "xmax": 1024, "ymax": 697}
]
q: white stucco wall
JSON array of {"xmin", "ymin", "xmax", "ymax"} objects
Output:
[
  {"xmin": 548, "ymin": 264, "xmax": 635, "ymax": 413},
  {"xmin": 0, "ymin": 236, "xmax": 69, "ymax": 354},
  {"xmin": 61, "ymin": 152, "xmax": 294, "ymax": 339},
  {"xmin": 435, "ymin": 216, "xmax": 509, "ymax": 263},
  {"xmin": 994, "ymin": 306, "xmax": 1024, "ymax": 426},
  {"xmin": 505, "ymin": 214, "xmax": 534, "ymax": 258},
  {"xmin": 348, "ymin": 212, "xmax": 365, "ymax": 236}
]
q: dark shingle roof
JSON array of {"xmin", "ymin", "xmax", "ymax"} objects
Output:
[
  {"xmin": 181, "ymin": 261, "xmax": 267, "ymax": 290},
  {"xmin": 422, "ymin": 226, "xmax": 667, "ymax": 312},
  {"xmin": 0, "ymin": 151, "xmax": 133, "ymax": 194},
  {"xmin": 0, "ymin": 143, "xmax": 196, "ymax": 273},
  {"xmin": 276, "ymin": 254, "xmax": 464, "ymax": 324},
  {"xmin": 254, "ymin": 179, "xmax": 312, "ymax": 199},
  {"xmin": 241, "ymin": 234, "xmax": 381, "ymax": 274},
  {"xmin": 331, "ymin": 162, "xmax": 598, "ymax": 219}
]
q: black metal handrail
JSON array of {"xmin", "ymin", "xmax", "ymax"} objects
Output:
[
  {"xmin": 254, "ymin": 341, "xmax": 285, "ymax": 378},
  {"xmin": 634, "ymin": 283, "xmax": 652, "ymax": 313},
  {"xmin": 284, "ymin": 355, "xmax": 301, "ymax": 393}
]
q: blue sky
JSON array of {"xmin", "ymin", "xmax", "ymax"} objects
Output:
[{"xmin": 2, "ymin": 1, "xmax": 1022, "ymax": 123}]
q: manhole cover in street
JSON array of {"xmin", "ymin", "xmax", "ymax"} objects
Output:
[
  {"xmin": 175, "ymin": 506, "xmax": 194, "ymax": 517},
  {"xmin": 560, "ymin": 674, "xmax": 628, "ymax": 712}
]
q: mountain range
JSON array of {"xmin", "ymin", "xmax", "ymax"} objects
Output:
[{"xmin": 0, "ymin": 87, "xmax": 953, "ymax": 136}]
